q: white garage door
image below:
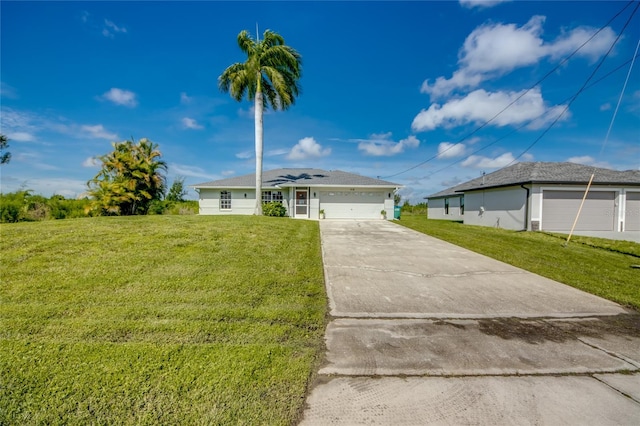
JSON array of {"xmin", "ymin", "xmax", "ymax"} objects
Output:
[
  {"xmin": 542, "ymin": 191, "xmax": 615, "ymax": 231},
  {"xmin": 625, "ymin": 192, "xmax": 640, "ymax": 231},
  {"xmin": 320, "ymin": 190, "xmax": 384, "ymax": 219}
]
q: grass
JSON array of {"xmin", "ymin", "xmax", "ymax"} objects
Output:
[
  {"xmin": 0, "ymin": 215, "xmax": 327, "ymax": 425},
  {"xmin": 399, "ymin": 214, "xmax": 640, "ymax": 311}
]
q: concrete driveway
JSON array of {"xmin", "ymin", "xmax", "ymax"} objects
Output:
[{"xmin": 300, "ymin": 220, "xmax": 640, "ymax": 425}]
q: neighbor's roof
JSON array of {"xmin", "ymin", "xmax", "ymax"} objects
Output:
[
  {"xmin": 192, "ymin": 168, "xmax": 400, "ymax": 189},
  {"xmin": 426, "ymin": 162, "xmax": 640, "ymax": 199}
]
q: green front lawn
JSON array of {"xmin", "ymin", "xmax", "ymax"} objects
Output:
[
  {"xmin": 399, "ymin": 215, "xmax": 640, "ymax": 311},
  {"xmin": 0, "ymin": 216, "xmax": 326, "ymax": 425}
]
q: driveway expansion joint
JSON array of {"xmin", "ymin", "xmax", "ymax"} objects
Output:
[{"xmin": 328, "ymin": 265, "xmax": 525, "ymax": 279}]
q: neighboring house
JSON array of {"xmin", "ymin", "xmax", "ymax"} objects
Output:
[
  {"xmin": 426, "ymin": 162, "xmax": 640, "ymax": 233},
  {"xmin": 192, "ymin": 168, "xmax": 400, "ymax": 220}
]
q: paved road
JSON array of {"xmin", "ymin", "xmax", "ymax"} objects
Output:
[{"xmin": 300, "ymin": 220, "xmax": 640, "ymax": 425}]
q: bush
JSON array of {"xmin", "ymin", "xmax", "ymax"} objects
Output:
[
  {"xmin": 0, "ymin": 191, "xmax": 92, "ymax": 223},
  {"xmin": 262, "ymin": 202, "xmax": 287, "ymax": 217}
]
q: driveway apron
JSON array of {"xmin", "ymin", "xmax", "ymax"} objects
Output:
[{"xmin": 300, "ymin": 220, "xmax": 640, "ymax": 425}]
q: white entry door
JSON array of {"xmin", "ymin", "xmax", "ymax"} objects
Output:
[{"xmin": 295, "ymin": 190, "xmax": 308, "ymax": 218}]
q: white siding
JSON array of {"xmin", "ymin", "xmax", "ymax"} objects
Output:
[
  {"xmin": 428, "ymin": 198, "xmax": 446, "ymax": 220},
  {"xmin": 198, "ymin": 188, "xmax": 293, "ymax": 216},
  {"xmin": 464, "ymin": 187, "xmax": 527, "ymax": 230},
  {"xmin": 624, "ymin": 191, "xmax": 640, "ymax": 231},
  {"xmin": 427, "ymin": 196, "xmax": 464, "ymax": 221},
  {"xmin": 198, "ymin": 189, "xmax": 253, "ymax": 215}
]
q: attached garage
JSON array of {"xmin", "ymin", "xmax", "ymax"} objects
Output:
[
  {"xmin": 625, "ymin": 192, "xmax": 640, "ymax": 231},
  {"xmin": 542, "ymin": 190, "xmax": 615, "ymax": 232},
  {"xmin": 320, "ymin": 190, "xmax": 385, "ymax": 219}
]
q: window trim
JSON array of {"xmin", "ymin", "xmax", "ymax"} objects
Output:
[
  {"xmin": 220, "ymin": 191, "xmax": 232, "ymax": 210},
  {"xmin": 261, "ymin": 190, "xmax": 284, "ymax": 204}
]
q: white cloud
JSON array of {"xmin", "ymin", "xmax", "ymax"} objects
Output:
[
  {"xmin": 441, "ymin": 177, "xmax": 462, "ymax": 187},
  {"xmin": 422, "ymin": 16, "xmax": 617, "ymax": 98},
  {"xmin": 412, "ymin": 88, "xmax": 569, "ymax": 132},
  {"xmin": 287, "ymin": 137, "xmax": 331, "ymax": 160},
  {"xmin": 266, "ymin": 148, "xmax": 289, "ymax": 157},
  {"xmin": 7, "ymin": 132, "xmax": 36, "ymax": 142},
  {"xmin": 82, "ymin": 157, "xmax": 100, "ymax": 168},
  {"xmin": 600, "ymin": 103, "xmax": 611, "ymax": 111},
  {"xmin": 358, "ymin": 134, "xmax": 420, "ymax": 157},
  {"xmin": 180, "ymin": 92, "xmax": 192, "ymax": 104},
  {"xmin": 1, "ymin": 107, "xmax": 118, "ymax": 142},
  {"xmin": 0, "ymin": 176, "xmax": 88, "ymax": 198},
  {"xmin": 566, "ymin": 155, "xmax": 611, "ymax": 168},
  {"xmin": 462, "ymin": 152, "xmax": 516, "ymax": 169},
  {"xmin": 547, "ymin": 26, "xmax": 617, "ymax": 62},
  {"xmin": 101, "ymin": 88, "xmax": 138, "ymax": 107},
  {"xmin": 459, "ymin": 0, "xmax": 510, "ymax": 9},
  {"xmin": 170, "ymin": 164, "xmax": 217, "ymax": 180},
  {"xmin": 437, "ymin": 142, "xmax": 466, "ymax": 159},
  {"xmin": 235, "ymin": 150, "xmax": 252, "ymax": 160},
  {"xmin": 181, "ymin": 117, "xmax": 203, "ymax": 130},
  {"xmin": 80, "ymin": 124, "xmax": 117, "ymax": 140},
  {"xmin": 102, "ymin": 19, "xmax": 127, "ymax": 38},
  {"xmin": 221, "ymin": 170, "xmax": 235, "ymax": 177},
  {"xmin": 1, "ymin": 82, "xmax": 18, "ymax": 99}
]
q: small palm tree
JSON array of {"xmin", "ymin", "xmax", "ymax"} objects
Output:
[
  {"xmin": 219, "ymin": 29, "xmax": 302, "ymax": 215},
  {"xmin": 88, "ymin": 138, "xmax": 167, "ymax": 215}
]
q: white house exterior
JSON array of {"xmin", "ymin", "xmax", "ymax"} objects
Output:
[
  {"xmin": 193, "ymin": 168, "xmax": 399, "ymax": 220},
  {"xmin": 426, "ymin": 162, "xmax": 640, "ymax": 234}
]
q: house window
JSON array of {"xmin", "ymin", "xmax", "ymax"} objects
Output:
[
  {"xmin": 220, "ymin": 191, "xmax": 231, "ymax": 210},
  {"xmin": 444, "ymin": 198, "xmax": 449, "ymax": 215},
  {"xmin": 262, "ymin": 190, "xmax": 284, "ymax": 204},
  {"xmin": 460, "ymin": 196, "xmax": 464, "ymax": 215}
]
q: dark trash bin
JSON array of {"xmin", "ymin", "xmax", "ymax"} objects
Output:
[{"xmin": 394, "ymin": 205, "xmax": 401, "ymax": 219}]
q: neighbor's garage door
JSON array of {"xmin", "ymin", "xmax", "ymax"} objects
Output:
[
  {"xmin": 542, "ymin": 190, "xmax": 615, "ymax": 231},
  {"xmin": 320, "ymin": 190, "xmax": 384, "ymax": 219},
  {"xmin": 625, "ymin": 192, "xmax": 640, "ymax": 231}
]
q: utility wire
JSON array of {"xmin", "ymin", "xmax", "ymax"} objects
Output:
[
  {"xmin": 420, "ymin": 52, "xmax": 640, "ymax": 181},
  {"xmin": 508, "ymin": 0, "xmax": 639, "ymax": 166},
  {"xmin": 600, "ymin": 38, "xmax": 640, "ymax": 157},
  {"xmin": 382, "ymin": 0, "xmax": 638, "ymax": 180},
  {"xmin": 565, "ymin": 37, "xmax": 639, "ymax": 245}
]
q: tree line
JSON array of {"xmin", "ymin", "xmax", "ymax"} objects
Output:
[{"xmin": 1, "ymin": 136, "xmax": 197, "ymax": 223}]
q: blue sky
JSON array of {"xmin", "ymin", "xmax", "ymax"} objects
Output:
[{"xmin": 1, "ymin": 0, "xmax": 639, "ymax": 202}]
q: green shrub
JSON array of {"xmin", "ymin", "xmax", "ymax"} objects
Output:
[
  {"xmin": 0, "ymin": 196, "xmax": 24, "ymax": 222},
  {"xmin": 262, "ymin": 202, "xmax": 287, "ymax": 217}
]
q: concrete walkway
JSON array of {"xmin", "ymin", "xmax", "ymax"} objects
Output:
[{"xmin": 299, "ymin": 220, "xmax": 640, "ymax": 425}]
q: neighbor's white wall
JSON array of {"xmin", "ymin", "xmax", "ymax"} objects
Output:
[
  {"xmin": 428, "ymin": 198, "xmax": 446, "ymax": 220},
  {"xmin": 464, "ymin": 186, "xmax": 527, "ymax": 230},
  {"xmin": 427, "ymin": 196, "xmax": 463, "ymax": 221}
]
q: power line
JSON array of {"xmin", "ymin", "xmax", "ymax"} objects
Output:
[
  {"xmin": 382, "ymin": 0, "xmax": 638, "ymax": 180},
  {"xmin": 419, "ymin": 52, "xmax": 640, "ymax": 181},
  {"xmin": 508, "ymin": 0, "xmax": 639, "ymax": 166}
]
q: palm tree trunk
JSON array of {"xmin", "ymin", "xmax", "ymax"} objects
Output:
[{"xmin": 254, "ymin": 91, "xmax": 264, "ymax": 215}]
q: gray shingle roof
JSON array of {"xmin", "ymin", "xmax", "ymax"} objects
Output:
[
  {"xmin": 427, "ymin": 162, "xmax": 640, "ymax": 199},
  {"xmin": 193, "ymin": 168, "xmax": 399, "ymax": 189}
]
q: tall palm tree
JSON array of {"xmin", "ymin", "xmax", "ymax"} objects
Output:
[{"xmin": 219, "ymin": 29, "xmax": 302, "ymax": 215}]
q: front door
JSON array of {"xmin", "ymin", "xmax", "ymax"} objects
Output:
[{"xmin": 295, "ymin": 190, "xmax": 308, "ymax": 217}]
